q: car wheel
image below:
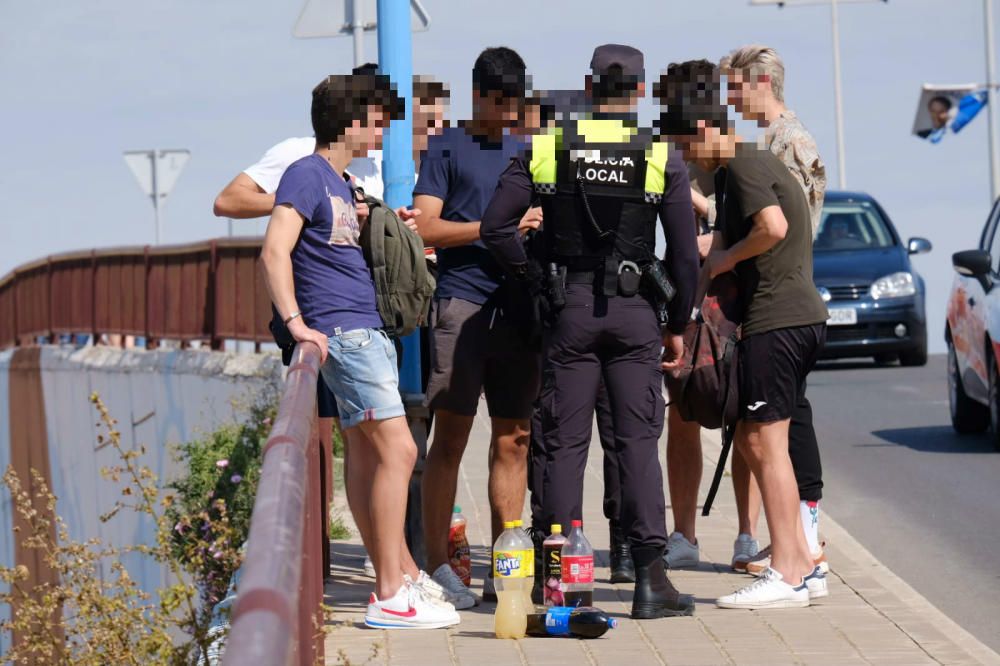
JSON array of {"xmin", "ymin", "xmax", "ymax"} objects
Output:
[
  {"xmin": 990, "ymin": 352, "xmax": 1000, "ymax": 451},
  {"xmin": 949, "ymin": 338, "xmax": 989, "ymax": 434},
  {"xmin": 874, "ymin": 353, "xmax": 897, "ymax": 366},
  {"xmin": 899, "ymin": 343, "xmax": 928, "ymax": 367}
]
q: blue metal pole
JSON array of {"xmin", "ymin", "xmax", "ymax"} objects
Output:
[{"xmin": 377, "ymin": 0, "xmax": 421, "ymax": 395}]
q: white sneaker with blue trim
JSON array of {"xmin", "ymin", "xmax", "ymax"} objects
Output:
[{"xmin": 716, "ymin": 567, "xmax": 810, "ymax": 609}]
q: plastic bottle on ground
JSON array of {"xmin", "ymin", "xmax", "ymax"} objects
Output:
[
  {"xmin": 560, "ymin": 520, "xmax": 594, "ymax": 608},
  {"xmin": 512, "ymin": 520, "xmax": 535, "ymax": 611},
  {"xmin": 493, "ymin": 521, "xmax": 531, "ymax": 639},
  {"xmin": 448, "ymin": 505, "xmax": 471, "ymax": 587},
  {"xmin": 525, "ymin": 606, "xmax": 618, "ymax": 638},
  {"xmin": 543, "ymin": 524, "xmax": 567, "ymax": 607}
]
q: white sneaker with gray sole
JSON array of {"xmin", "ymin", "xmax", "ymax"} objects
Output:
[{"xmin": 716, "ymin": 567, "xmax": 810, "ymax": 610}]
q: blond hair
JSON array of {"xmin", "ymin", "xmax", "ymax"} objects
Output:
[{"xmin": 720, "ymin": 45, "xmax": 786, "ymax": 102}]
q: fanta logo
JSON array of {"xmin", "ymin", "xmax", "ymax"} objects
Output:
[{"xmin": 495, "ymin": 552, "xmax": 522, "ymax": 576}]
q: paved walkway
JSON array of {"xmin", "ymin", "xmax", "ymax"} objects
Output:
[{"xmin": 324, "ymin": 406, "xmax": 1000, "ymax": 665}]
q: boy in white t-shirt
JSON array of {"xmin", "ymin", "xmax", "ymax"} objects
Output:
[{"xmin": 213, "ymin": 75, "xmax": 447, "ymax": 218}]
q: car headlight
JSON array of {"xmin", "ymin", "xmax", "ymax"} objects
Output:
[{"xmin": 870, "ymin": 272, "xmax": 916, "ymax": 300}]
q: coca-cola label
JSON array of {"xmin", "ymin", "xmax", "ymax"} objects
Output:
[
  {"xmin": 494, "ymin": 549, "xmax": 533, "ymax": 578},
  {"xmin": 561, "ymin": 555, "xmax": 594, "ymax": 584}
]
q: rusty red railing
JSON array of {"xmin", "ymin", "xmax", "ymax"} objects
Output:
[
  {"xmin": 224, "ymin": 342, "xmax": 327, "ymax": 665},
  {"xmin": 0, "ymin": 238, "xmax": 272, "ymax": 349},
  {"xmin": 1, "ymin": 240, "xmax": 331, "ymax": 662}
]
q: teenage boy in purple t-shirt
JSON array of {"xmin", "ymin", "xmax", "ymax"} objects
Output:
[{"xmin": 261, "ymin": 73, "xmax": 459, "ymax": 630}]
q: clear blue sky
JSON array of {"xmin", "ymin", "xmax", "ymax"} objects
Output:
[{"xmin": 0, "ymin": 0, "xmax": 992, "ymax": 352}]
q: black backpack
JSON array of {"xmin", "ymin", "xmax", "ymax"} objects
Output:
[{"xmin": 359, "ymin": 196, "xmax": 436, "ymax": 338}]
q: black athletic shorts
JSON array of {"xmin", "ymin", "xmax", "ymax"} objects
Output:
[{"xmin": 737, "ymin": 323, "xmax": 826, "ymax": 423}]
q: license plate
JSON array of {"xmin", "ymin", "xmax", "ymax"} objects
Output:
[{"xmin": 827, "ymin": 308, "xmax": 857, "ymax": 326}]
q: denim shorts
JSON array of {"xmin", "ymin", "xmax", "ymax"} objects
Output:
[{"xmin": 320, "ymin": 327, "xmax": 405, "ymax": 429}]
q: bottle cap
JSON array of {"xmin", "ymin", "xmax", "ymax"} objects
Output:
[
  {"xmin": 571, "ymin": 519, "xmax": 583, "ymax": 528},
  {"xmin": 512, "ymin": 519, "xmax": 523, "ymax": 527},
  {"xmin": 453, "ymin": 505, "xmax": 461, "ymax": 513},
  {"xmin": 551, "ymin": 524, "xmax": 562, "ymax": 534},
  {"xmin": 503, "ymin": 520, "xmax": 517, "ymax": 529}
]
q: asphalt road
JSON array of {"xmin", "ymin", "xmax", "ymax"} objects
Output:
[{"xmin": 809, "ymin": 354, "xmax": 1000, "ymax": 653}]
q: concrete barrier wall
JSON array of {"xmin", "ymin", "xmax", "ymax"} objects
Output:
[{"xmin": 0, "ymin": 346, "xmax": 283, "ymax": 654}]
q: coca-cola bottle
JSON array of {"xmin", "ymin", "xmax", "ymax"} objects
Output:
[{"xmin": 560, "ymin": 520, "xmax": 594, "ymax": 607}]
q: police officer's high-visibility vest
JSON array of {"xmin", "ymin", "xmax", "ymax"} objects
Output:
[{"xmin": 529, "ymin": 116, "xmax": 670, "ymax": 269}]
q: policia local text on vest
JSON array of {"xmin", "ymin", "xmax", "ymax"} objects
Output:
[{"xmin": 481, "ymin": 44, "xmax": 700, "ymax": 620}]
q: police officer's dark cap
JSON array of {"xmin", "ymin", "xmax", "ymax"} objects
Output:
[{"xmin": 590, "ymin": 44, "xmax": 644, "ymax": 79}]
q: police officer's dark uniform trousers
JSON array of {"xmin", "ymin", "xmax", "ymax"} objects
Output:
[{"xmin": 481, "ymin": 95, "xmax": 699, "ymax": 617}]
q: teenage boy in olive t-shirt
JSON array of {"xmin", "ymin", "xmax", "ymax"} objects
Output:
[{"xmin": 662, "ymin": 59, "xmax": 828, "ymax": 610}]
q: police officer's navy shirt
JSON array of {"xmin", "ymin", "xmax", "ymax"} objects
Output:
[
  {"xmin": 275, "ymin": 154, "xmax": 383, "ymax": 336},
  {"xmin": 413, "ymin": 126, "xmax": 525, "ymax": 305},
  {"xmin": 480, "ymin": 145, "xmax": 699, "ymax": 335}
]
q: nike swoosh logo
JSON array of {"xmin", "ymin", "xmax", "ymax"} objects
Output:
[
  {"xmin": 381, "ymin": 606, "xmax": 417, "ymax": 618},
  {"xmin": 747, "ymin": 401, "xmax": 767, "ymax": 411}
]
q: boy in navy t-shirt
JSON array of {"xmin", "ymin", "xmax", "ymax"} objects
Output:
[
  {"xmin": 412, "ymin": 47, "xmax": 542, "ymax": 605},
  {"xmin": 261, "ymin": 74, "xmax": 458, "ymax": 630}
]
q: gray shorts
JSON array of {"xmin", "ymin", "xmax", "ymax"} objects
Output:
[{"xmin": 425, "ymin": 297, "xmax": 540, "ymax": 420}]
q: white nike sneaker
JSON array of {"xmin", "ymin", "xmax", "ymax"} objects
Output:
[
  {"xmin": 429, "ymin": 563, "xmax": 478, "ymax": 609},
  {"xmin": 662, "ymin": 531, "xmax": 700, "ymax": 569},
  {"xmin": 364, "ymin": 582, "xmax": 460, "ymax": 629},
  {"xmin": 363, "ymin": 555, "xmax": 375, "ymax": 578},
  {"xmin": 716, "ymin": 567, "xmax": 810, "ymax": 610},
  {"xmin": 803, "ymin": 565, "xmax": 828, "ymax": 600},
  {"xmin": 732, "ymin": 533, "xmax": 761, "ymax": 572}
]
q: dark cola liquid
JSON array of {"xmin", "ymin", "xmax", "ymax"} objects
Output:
[{"xmin": 563, "ymin": 590, "xmax": 593, "ymax": 608}]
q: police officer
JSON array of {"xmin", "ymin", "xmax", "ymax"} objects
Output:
[{"xmin": 481, "ymin": 44, "xmax": 700, "ymax": 619}]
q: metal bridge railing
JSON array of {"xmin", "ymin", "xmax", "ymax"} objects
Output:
[
  {"xmin": 223, "ymin": 342, "xmax": 328, "ymax": 665},
  {"xmin": 0, "ymin": 238, "xmax": 272, "ymax": 350}
]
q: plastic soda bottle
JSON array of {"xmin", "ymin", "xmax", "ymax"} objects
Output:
[
  {"xmin": 494, "ymin": 521, "xmax": 532, "ymax": 639},
  {"xmin": 512, "ymin": 520, "xmax": 535, "ymax": 611},
  {"xmin": 448, "ymin": 505, "xmax": 472, "ymax": 587},
  {"xmin": 525, "ymin": 606, "xmax": 618, "ymax": 638},
  {"xmin": 560, "ymin": 520, "xmax": 594, "ymax": 608},
  {"xmin": 543, "ymin": 524, "xmax": 568, "ymax": 607}
]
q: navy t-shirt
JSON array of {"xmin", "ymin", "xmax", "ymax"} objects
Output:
[
  {"xmin": 275, "ymin": 154, "xmax": 382, "ymax": 336},
  {"xmin": 413, "ymin": 126, "xmax": 524, "ymax": 304}
]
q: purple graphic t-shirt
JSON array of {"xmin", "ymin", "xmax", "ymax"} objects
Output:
[{"xmin": 275, "ymin": 153, "xmax": 382, "ymax": 336}]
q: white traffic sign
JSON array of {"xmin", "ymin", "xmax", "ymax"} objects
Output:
[
  {"xmin": 123, "ymin": 148, "xmax": 190, "ymax": 244},
  {"xmin": 293, "ymin": 0, "xmax": 429, "ymax": 39}
]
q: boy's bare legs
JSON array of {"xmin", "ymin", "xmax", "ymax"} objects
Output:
[
  {"xmin": 734, "ymin": 419, "xmax": 813, "ymax": 584},
  {"xmin": 732, "ymin": 445, "xmax": 762, "ymax": 537},
  {"xmin": 421, "ymin": 410, "xmax": 475, "ymax": 572},
  {"xmin": 349, "ymin": 415, "xmax": 419, "ymax": 600},
  {"xmin": 344, "ymin": 428, "xmax": 420, "ymax": 581},
  {"xmin": 488, "ymin": 417, "xmax": 531, "ymax": 540},
  {"xmin": 666, "ymin": 406, "xmax": 702, "ymax": 542}
]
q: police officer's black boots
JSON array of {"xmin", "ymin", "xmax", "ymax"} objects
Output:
[
  {"xmin": 630, "ymin": 546, "xmax": 695, "ymax": 619},
  {"xmin": 609, "ymin": 522, "xmax": 635, "ymax": 584}
]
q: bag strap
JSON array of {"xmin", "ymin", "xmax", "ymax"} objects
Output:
[{"xmin": 702, "ymin": 330, "xmax": 741, "ymax": 517}]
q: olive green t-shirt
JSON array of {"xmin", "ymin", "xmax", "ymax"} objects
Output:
[{"xmin": 717, "ymin": 144, "xmax": 828, "ymax": 337}]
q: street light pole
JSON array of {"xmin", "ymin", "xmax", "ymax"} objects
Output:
[
  {"xmin": 830, "ymin": 0, "xmax": 848, "ymax": 189},
  {"xmin": 750, "ymin": 0, "xmax": 886, "ymax": 190},
  {"xmin": 151, "ymin": 147, "xmax": 162, "ymax": 245},
  {"xmin": 351, "ymin": 0, "xmax": 364, "ymax": 67},
  {"xmin": 985, "ymin": 0, "xmax": 1000, "ymax": 201}
]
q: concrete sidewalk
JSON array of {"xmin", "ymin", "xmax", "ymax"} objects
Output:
[{"xmin": 323, "ymin": 406, "xmax": 1000, "ymax": 665}]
